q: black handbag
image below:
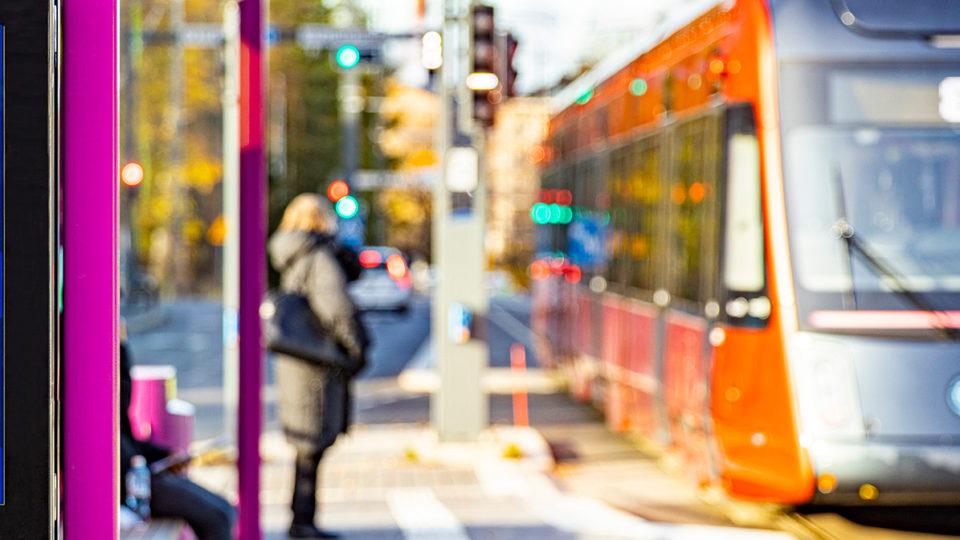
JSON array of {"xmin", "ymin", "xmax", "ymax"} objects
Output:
[{"xmin": 261, "ymin": 290, "xmax": 359, "ymax": 372}]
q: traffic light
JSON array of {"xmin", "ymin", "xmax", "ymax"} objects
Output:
[
  {"xmin": 531, "ymin": 190, "xmax": 573, "ymax": 225},
  {"xmin": 326, "ymin": 179, "xmax": 350, "ymax": 202},
  {"xmin": 335, "ymin": 195, "xmax": 360, "ymax": 219},
  {"xmin": 421, "ymin": 31, "xmax": 442, "ymax": 71},
  {"xmin": 469, "ymin": 4, "xmax": 497, "ymax": 127},
  {"xmin": 498, "ymin": 32, "xmax": 519, "ymax": 98},
  {"xmin": 335, "ymin": 44, "xmax": 361, "ymax": 69}
]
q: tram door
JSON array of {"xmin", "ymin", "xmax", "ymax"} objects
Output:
[{"xmin": 0, "ymin": 2, "xmax": 58, "ymax": 537}]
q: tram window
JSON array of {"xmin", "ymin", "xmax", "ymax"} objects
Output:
[
  {"xmin": 629, "ymin": 136, "xmax": 662, "ymax": 291},
  {"xmin": 667, "ymin": 114, "xmax": 721, "ymax": 304},
  {"xmin": 721, "ymin": 104, "xmax": 769, "ymax": 327},
  {"xmin": 723, "ymin": 134, "xmax": 764, "ymax": 292},
  {"xmin": 607, "ymin": 148, "xmax": 630, "ymax": 287}
]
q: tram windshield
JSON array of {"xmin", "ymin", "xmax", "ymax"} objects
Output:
[{"xmin": 782, "ymin": 62, "xmax": 960, "ymax": 319}]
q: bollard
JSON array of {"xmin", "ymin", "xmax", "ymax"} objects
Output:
[{"xmin": 510, "ymin": 344, "xmax": 529, "ymax": 427}]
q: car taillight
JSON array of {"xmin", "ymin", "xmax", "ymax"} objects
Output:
[
  {"xmin": 386, "ymin": 254, "xmax": 407, "ymax": 280},
  {"xmin": 359, "ymin": 250, "xmax": 382, "ymax": 268}
]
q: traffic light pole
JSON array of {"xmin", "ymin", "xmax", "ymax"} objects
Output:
[
  {"xmin": 432, "ymin": 0, "xmax": 489, "ymax": 442},
  {"xmin": 339, "ymin": 68, "xmax": 362, "ymax": 183},
  {"xmin": 222, "ymin": 0, "xmax": 241, "ymax": 449}
]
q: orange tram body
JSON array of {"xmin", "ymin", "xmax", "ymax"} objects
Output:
[{"xmin": 534, "ymin": 0, "xmax": 960, "ymax": 505}]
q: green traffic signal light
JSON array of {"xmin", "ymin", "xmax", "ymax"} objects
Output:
[
  {"xmin": 532, "ymin": 202, "xmax": 575, "ymax": 225},
  {"xmin": 336, "ymin": 195, "xmax": 360, "ymax": 219},
  {"xmin": 531, "ymin": 203, "xmax": 550, "ymax": 224},
  {"xmin": 335, "ymin": 44, "xmax": 361, "ymax": 69}
]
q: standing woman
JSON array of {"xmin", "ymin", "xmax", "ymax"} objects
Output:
[{"xmin": 268, "ymin": 194, "xmax": 368, "ymax": 539}]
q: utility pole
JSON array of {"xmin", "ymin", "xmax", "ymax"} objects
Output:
[
  {"xmin": 336, "ymin": 3, "xmax": 363, "ymax": 185},
  {"xmin": 121, "ymin": 5, "xmax": 139, "ymax": 300},
  {"xmin": 432, "ymin": 0, "xmax": 489, "ymax": 442},
  {"xmin": 170, "ymin": 0, "xmax": 188, "ymax": 294},
  {"xmin": 221, "ymin": 0, "xmax": 240, "ymax": 449}
]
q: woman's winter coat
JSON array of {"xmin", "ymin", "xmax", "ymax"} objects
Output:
[{"xmin": 268, "ymin": 230, "xmax": 368, "ymax": 452}]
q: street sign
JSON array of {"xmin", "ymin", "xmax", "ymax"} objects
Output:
[
  {"xmin": 445, "ymin": 147, "xmax": 479, "ymax": 193},
  {"xmin": 296, "ymin": 25, "xmax": 387, "ymax": 51},
  {"xmin": 337, "ymin": 209, "xmax": 366, "ymax": 248},
  {"xmin": 448, "ymin": 303, "xmax": 474, "ymax": 344},
  {"xmin": 140, "ymin": 24, "xmax": 408, "ymax": 52},
  {"xmin": 180, "ymin": 23, "xmax": 224, "ymax": 48},
  {"xmin": 568, "ymin": 214, "xmax": 608, "ymax": 271},
  {"xmin": 352, "ymin": 169, "xmax": 437, "ymax": 190}
]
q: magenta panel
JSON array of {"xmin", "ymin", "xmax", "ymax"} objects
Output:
[
  {"xmin": 239, "ymin": 0, "xmax": 266, "ymax": 537},
  {"xmin": 62, "ymin": 0, "xmax": 119, "ymax": 536}
]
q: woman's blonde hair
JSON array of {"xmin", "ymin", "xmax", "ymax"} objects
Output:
[{"xmin": 278, "ymin": 193, "xmax": 338, "ymax": 235}]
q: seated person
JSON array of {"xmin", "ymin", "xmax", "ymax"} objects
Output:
[{"xmin": 121, "ymin": 337, "xmax": 235, "ymax": 540}]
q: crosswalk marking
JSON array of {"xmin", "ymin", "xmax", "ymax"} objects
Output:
[
  {"xmin": 386, "ymin": 488, "xmax": 470, "ymax": 540},
  {"xmin": 477, "ymin": 460, "xmax": 792, "ymax": 539}
]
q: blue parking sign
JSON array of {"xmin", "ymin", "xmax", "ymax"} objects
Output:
[{"xmin": 568, "ymin": 215, "xmax": 607, "ymax": 272}]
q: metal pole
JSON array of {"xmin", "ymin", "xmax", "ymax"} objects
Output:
[
  {"xmin": 170, "ymin": 0, "xmax": 187, "ymax": 294},
  {"xmin": 432, "ymin": 0, "xmax": 489, "ymax": 442},
  {"xmin": 339, "ymin": 68, "xmax": 362, "ymax": 183},
  {"xmin": 238, "ymin": 0, "xmax": 266, "ymax": 536},
  {"xmin": 62, "ymin": 0, "xmax": 120, "ymax": 536},
  {"xmin": 222, "ymin": 0, "xmax": 241, "ymax": 449},
  {"xmin": 122, "ymin": 8, "xmax": 138, "ymax": 300},
  {"xmin": 337, "ymin": 5, "xmax": 362, "ymax": 185}
]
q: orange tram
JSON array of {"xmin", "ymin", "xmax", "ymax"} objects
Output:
[{"xmin": 533, "ymin": 0, "xmax": 960, "ymax": 505}]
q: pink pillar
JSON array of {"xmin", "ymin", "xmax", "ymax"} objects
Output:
[
  {"xmin": 239, "ymin": 0, "xmax": 266, "ymax": 538},
  {"xmin": 62, "ymin": 0, "xmax": 119, "ymax": 537}
]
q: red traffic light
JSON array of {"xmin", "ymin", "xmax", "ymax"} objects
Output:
[
  {"xmin": 121, "ymin": 161, "xmax": 145, "ymax": 187},
  {"xmin": 327, "ymin": 179, "xmax": 350, "ymax": 202}
]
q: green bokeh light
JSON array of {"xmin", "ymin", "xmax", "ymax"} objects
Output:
[
  {"xmin": 575, "ymin": 88, "xmax": 594, "ymax": 105},
  {"xmin": 531, "ymin": 203, "xmax": 551, "ymax": 224},
  {"xmin": 335, "ymin": 44, "xmax": 361, "ymax": 69},
  {"xmin": 336, "ymin": 195, "xmax": 360, "ymax": 218},
  {"xmin": 629, "ymin": 78, "xmax": 648, "ymax": 96},
  {"xmin": 548, "ymin": 204, "xmax": 563, "ymax": 223}
]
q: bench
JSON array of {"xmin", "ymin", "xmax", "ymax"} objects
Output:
[{"xmin": 125, "ymin": 367, "xmax": 198, "ymax": 540}]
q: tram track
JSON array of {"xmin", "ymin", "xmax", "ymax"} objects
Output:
[{"xmin": 774, "ymin": 512, "xmax": 837, "ymax": 540}]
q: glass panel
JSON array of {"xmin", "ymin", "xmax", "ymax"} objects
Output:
[
  {"xmin": 607, "ymin": 149, "xmax": 629, "ymax": 287},
  {"xmin": 628, "ymin": 136, "xmax": 662, "ymax": 291},
  {"xmin": 667, "ymin": 115, "xmax": 721, "ymax": 303},
  {"xmin": 837, "ymin": 0, "xmax": 960, "ymax": 35},
  {"xmin": 782, "ymin": 62, "xmax": 960, "ymax": 314}
]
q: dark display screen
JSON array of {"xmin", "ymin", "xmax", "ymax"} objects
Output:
[{"xmin": 0, "ymin": 4, "xmax": 56, "ymax": 533}]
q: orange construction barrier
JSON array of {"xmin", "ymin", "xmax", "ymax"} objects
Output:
[{"xmin": 510, "ymin": 344, "xmax": 529, "ymax": 427}]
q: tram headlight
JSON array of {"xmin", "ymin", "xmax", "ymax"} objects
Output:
[{"xmin": 948, "ymin": 376, "xmax": 960, "ymax": 417}]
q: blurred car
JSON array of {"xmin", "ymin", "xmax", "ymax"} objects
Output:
[{"xmin": 347, "ymin": 246, "xmax": 413, "ymax": 313}]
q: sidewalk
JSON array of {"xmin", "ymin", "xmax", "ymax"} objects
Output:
[{"xmin": 191, "ymin": 403, "xmax": 793, "ymax": 539}]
